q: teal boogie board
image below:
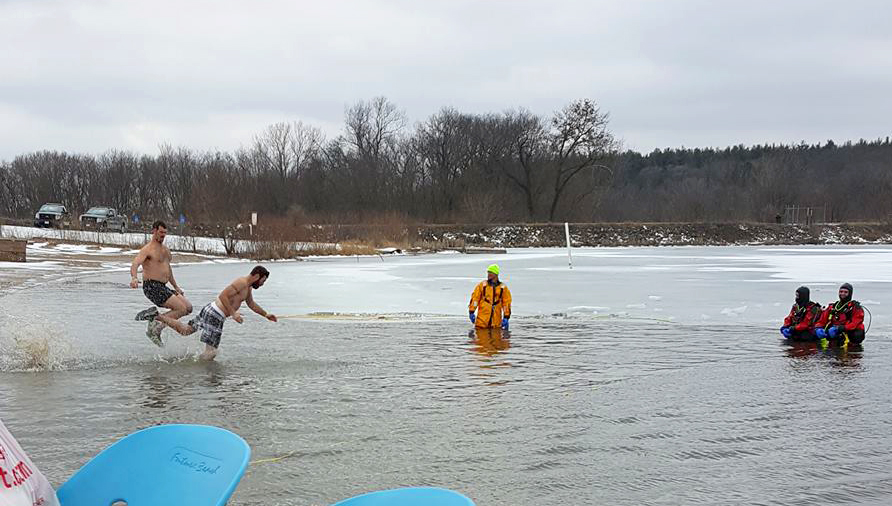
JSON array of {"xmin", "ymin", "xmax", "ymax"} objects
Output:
[{"xmin": 331, "ymin": 486, "xmax": 475, "ymax": 506}]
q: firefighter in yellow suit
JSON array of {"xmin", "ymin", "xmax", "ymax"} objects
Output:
[{"xmin": 469, "ymin": 264, "xmax": 512, "ymax": 329}]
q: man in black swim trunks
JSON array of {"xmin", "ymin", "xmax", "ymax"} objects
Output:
[{"xmin": 129, "ymin": 220, "xmax": 193, "ymax": 345}]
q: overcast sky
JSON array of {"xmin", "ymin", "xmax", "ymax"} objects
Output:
[{"xmin": 2, "ymin": 0, "xmax": 890, "ymax": 159}]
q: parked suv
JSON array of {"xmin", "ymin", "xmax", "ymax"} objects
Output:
[
  {"xmin": 80, "ymin": 206, "xmax": 127, "ymax": 232},
  {"xmin": 33, "ymin": 203, "xmax": 71, "ymax": 228}
]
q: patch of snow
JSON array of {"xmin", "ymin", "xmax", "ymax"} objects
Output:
[
  {"xmin": 0, "ymin": 261, "xmax": 62, "ymax": 270},
  {"xmin": 1, "ymin": 225, "xmax": 335, "ymax": 257}
]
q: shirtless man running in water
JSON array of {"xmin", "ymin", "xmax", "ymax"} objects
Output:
[
  {"xmin": 130, "ymin": 220, "xmax": 193, "ymax": 345},
  {"xmin": 155, "ymin": 265, "xmax": 277, "ymax": 360}
]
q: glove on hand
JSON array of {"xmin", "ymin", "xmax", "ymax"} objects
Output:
[
  {"xmin": 469, "ymin": 312, "xmax": 476, "ymax": 324},
  {"xmin": 501, "ymin": 318, "xmax": 509, "ymax": 330}
]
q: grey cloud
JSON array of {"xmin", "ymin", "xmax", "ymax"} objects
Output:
[{"xmin": 1, "ymin": 0, "xmax": 890, "ymax": 158}]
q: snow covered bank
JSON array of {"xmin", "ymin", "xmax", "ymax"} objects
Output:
[{"xmin": 0, "ymin": 225, "xmax": 336, "ymax": 256}]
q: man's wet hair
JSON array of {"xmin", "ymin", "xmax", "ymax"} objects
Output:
[
  {"xmin": 152, "ymin": 220, "xmax": 167, "ymax": 230},
  {"xmin": 251, "ymin": 265, "xmax": 270, "ymax": 279}
]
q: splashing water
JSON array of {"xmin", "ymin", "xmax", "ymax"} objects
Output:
[
  {"xmin": 0, "ymin": 318, "xmax": 213, "ymax": 372},
  {"xmin": 0, "ymin": 319, "xmax": 72, "ymax": 372}
]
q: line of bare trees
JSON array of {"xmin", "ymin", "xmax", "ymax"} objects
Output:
[
  {"xmin": 0, "ymin": 98, "xmax": 616, "ymax": 225},
  {"xmin": 2, "ymin": 97, "xmax": 891, "ymax": 225}
]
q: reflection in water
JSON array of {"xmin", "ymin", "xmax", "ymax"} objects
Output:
[
  {"xmin": 831, "ymin": 344, "xmax": 864, "ymax": 369},
  {"xmin": 141, "ymin": 371, "xmax": 174, "ymax": 409},
  {"xmin": 200, "ymin": 360, "xmax": 226, "ymax": 389},
  {"xmin": 7, "ymin": 246, "xmax": 892, "ymax": 506},
  {"xmin": 467, "ymin": 327, "xmax": 514, "ymax": 381},
  {"xmin": 140, "ymin": 361, "xmax": 230, "ymax": 411},
  {"xmin": 468, "ymin": 327, "xmax": 511, "ymax": 357},
  {"xmin": 784, "ymin": 340, "xmax": 863, "ymax": 369}
]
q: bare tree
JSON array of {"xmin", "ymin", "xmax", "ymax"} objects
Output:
[
  {"xmin": 546, "ymin": 99, "xmax": 616, "ymax": 221},
  {"xmin": 289, "ymin": 121, "xmax": 325, "ymax": 181},
  {"xmin": 490, "ymin": 109, "xmax": 548, "ymax": 221},
  {"xmin": 413, "ymin": 107, "xmax": 476, "ymax": 220},
  {"xmin": 341, "ymin": 97, "xmax": 407, "ymax": 211},
  {"xmin": 96, "ymin": 150, "xmax": 139, "ymax": 214},
  {"xmin": 344, "ymin": 97, "xmax": 406, "ymax": 159}
]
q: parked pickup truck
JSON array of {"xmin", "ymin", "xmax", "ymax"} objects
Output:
[
  {"xmin": 33, "ymin": 203, "xmax": 71, "ymax": 228},
  {"xmin": 80, "ymin": 206, "xmax": 127, "ymax": 232}
]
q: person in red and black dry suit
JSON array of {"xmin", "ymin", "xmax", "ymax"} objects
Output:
[
  {"xmin": 815, "ymin": 282, "xmax": 866, "ymax": 344},
  {"xmin": 780, "ymin": 286, "xmax": 822, "ymax": 340}
]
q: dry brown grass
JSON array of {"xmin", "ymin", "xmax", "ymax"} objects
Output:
[
  {"xmin": 234, "ymin": 218, "xmax": 382, "ymax": 259},
  {"xmin": 225, "ymin": 212, "xmax": 418, "ymax": 259},
  {"xmin": 238, "ymin": 240, "xmax": 378, "ymax": 259},
  {"xmin": 305, "ymin": 241, "xmax": 378, "ymax": 256}
]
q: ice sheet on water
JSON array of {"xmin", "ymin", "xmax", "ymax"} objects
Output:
[
  {"xmin": 7, "ymin": 244, "xmax": 892, "ymax": 335},
  {"xmin": 566, "ymin": 306, "xmax": 611, "ymax": 312},
  {"xmin": 720, "ymin": 306, "xmax": 748, "ymax": 316}
]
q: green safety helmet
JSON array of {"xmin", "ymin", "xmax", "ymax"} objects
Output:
[{"xmin": 487, "ymin": 264, "xmax": 500, "ymax": 276}]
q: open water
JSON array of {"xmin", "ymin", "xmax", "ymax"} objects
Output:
[{"xmin": 1, "ymin": 246, "xmax": 890, "ymax": 505}]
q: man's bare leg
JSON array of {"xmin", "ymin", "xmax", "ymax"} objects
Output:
[
  {"xmin": 163, "ymin": 294, "xmax": 193, "ymax": 319},
  {"xmin": 199, "ymin": 344, "xmax": 218, "ymax": 361},
  {"xmin": 154, "ymin": 295, "xmax": 193, "ymax": 330},
  {"xmin": 155, "ymin": 313, "xmax": 197, "ymax": 336}
]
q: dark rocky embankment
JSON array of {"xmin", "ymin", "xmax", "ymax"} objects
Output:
[{"xmin": 416, "ymin": 223, "xmax": 892, "ymax": 248}]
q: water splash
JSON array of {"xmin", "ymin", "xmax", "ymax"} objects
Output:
[{"xmin": 0, "ymin": 319, "xmax": 72, "ymax": 371}]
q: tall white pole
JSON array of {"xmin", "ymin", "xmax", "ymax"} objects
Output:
[{"xmin": 565, "ymin": 222, "xmax": 573, "ymax": 269}]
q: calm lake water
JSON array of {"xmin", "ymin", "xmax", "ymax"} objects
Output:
[{"xmin": 1, "ymin": 246, "xmax": 890, "ymax": 505}]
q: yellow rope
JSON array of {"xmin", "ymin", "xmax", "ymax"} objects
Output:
[{"xmin": 250, "ymin": 450, "xmax": 297, "ymax": 465}]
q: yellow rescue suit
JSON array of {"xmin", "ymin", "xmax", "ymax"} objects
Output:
[{"xmin": 469, "ymin": 280, "xmax": 512, "ymax": 329}]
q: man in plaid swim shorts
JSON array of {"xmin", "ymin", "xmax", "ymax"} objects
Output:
[{"xmin": 155, "ymin": 265, "xmax": 277, "ymax": 360}]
